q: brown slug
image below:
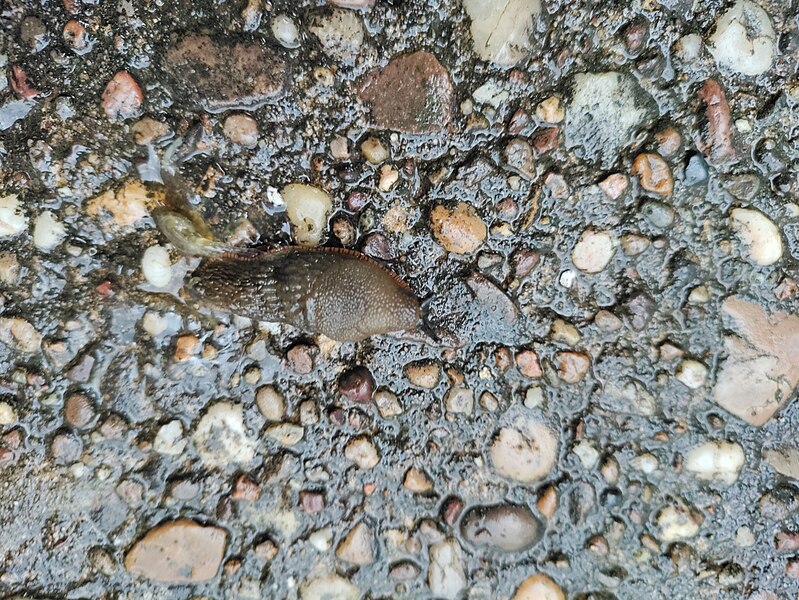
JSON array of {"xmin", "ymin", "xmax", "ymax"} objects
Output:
[{"xmin": 187, "ymin": 246, "xmax": 421, "ymax": 342}]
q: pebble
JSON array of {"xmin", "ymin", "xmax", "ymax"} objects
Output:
[
  {"xmin": 359, "ymin": 51, "xmax": 454, "ymax": 134},
  {"xmin": 655, "ymin": 504, "xmax": 701, "ymax": 541},
  {"xmin": 287, "ymin": 344, "xmax": 316, "ymax": 374},
  {"xmin": 460, "ymin": 504, "xmax": 542, "ymax": 552},
  {"xmin": 572, "ymin": 229, "xmax": 616, "ymax": 273},
  {"xmin": 51, "ymin": 431, "xmax": 82, "ymax": 464},
  {"xmin": 154, "ymin": 420, "xmax": 187, "ymax": 455},
  {"xmin": 565, "ymin": 72, "xmax": 654, "ymax": 167},
  {"xmin": 536, "ymin": 96, "xmax": 564, "ymax": 124},
  {"xmin": 504, "ymin": 138, "xmax": 535, "ymax": 179},
  {"xmin": 594, "ymin": 310, "xmax": 622, "ymax": 331},
  {"xmin": 223, "ymin": 114, "xmax": 259, "ymax": 148},
  {"xmin": 0, "ymin": 402, "xmax": 17, "ymax": 425},
  {"xmin": 281, "ymin": 184, "xmax": 332, "ymax": 246},
  {"xmin": 131, "ymin": 118, "xmax": 169, "ymax": 145},
  {"xmin": 0, "ymin": 317, "xmax": 42, "ymax": 354},
  {"xmin": 714, "ymin": 297, "xmax": 799, "ymax": 425},
  {"xmin": 516, "ymin": 350, "xmax": 542, "ymax": 378},
  {"xmin": 512, "ymin": 574, "xmax": 566, "ymax": 600},
  {"xmin": 361, "ymin": 137, "xmax": 389, "ymax": 163},
  {"xmin": 174, "ymin": 334, "xmax": 200, "ymax": 361},
  {"xmin": 300, "ymin": 490, "xmax": 325, "ymax": 513},
  {"xmin": 336, "ymin": 522, "xmax": 374, "ymax": 565},
  {"xmin": 64, "ymin": 393, "xmax": 96, "ymax": 429},
  {"xmin": 330, "ymin": 136, "xmax": 350, "ymax": 160},
  {"xmin": 391, "ymin": 561, "xmax": 421, "ymax": 581},
  {"xmin": 598, "ymin": 173, "xmax": 628, "ymax": 200},
  {"xmin": 632, "ymin": 153, "xmax": 673, "ymax": 196},
  {"xmin": 345, "ymin": 436, "xmax": 380, "ymax": 469},
  {"xmin": 256, "ymin": 385, "xmax": 286, "ymax": 421},
  {"xmin": 309, "ymin": 9, "xmax": 364, "ymax": 61},
  {"xmin": 730, "ymin": 207, "xmax": 782, "ymax": 265},
  {"xmin": 445, "ymin": 386, "xmax": 474, "ymax": 415},
  {"xmin": 462, "ymin": 0, "xmax": 540, "ymax": 65},
  {"xmin": 162, "ymin": 34, "xmax": 287, "ymax": 112},
  {"xmin": 271, "ymin": 14, "xmax": 300, "ymax": 48},
  {"xmin": 308, "ymin": 528, "xmax": 332, "ymax": 552},
  {"xmin": 763, "ymin": 447, "xmax": 799, "ymax": 480},
  {"xmin": 339, "ymin": 366, "xmax": 375, "ymax": 403},
  {"xmin": 125, "ymin": 519, "xmax": 226, "ymax": 583},
  {"xmin": 141, "ymin": 245, "xmax": 172, "ymax": 288},
  {"xmin": 0, "ymin": 194, "xmax": 28, "ymax": 237},
  {"xmin": 620, "ymin": 233, "xmax": 650, "ymax": 255},
  {"xmin": 709, "ymin": 1, "xmax": 775, "ymax": 76},
  {"xmin": 430, "ymin": 202, "xmax": 487, "ymax": 254},
  {"xmin": 428, "ymin": 539, "xmax": 466, "ymax": 600},
  {"xmin": 404, "ymin": 360, "xmax": 441, "ymax": 388},
  {"xmin": 684, "ymin": 440, "xmax": 745, "ymax": 485},
  {"xmin": 86, "ymin": 179, "xmax": 151, "ymax": 231},
  {"xmin": 573, "ymin": 440, "xmax": 600, "ymax": 469},
  {"xmin": 300, "ymin": 574, "xmax": 359, "ymax": 600},
  {"xmin": 676, "ymin": 359, "xmax": 708, "ymax": 389},
  {"xmin": 193, "ymin": 402, "xmax": 256, "ymax": 467},
  {"xmin": 374, "ymin": 389, "xmax": 402, "ymax": 418},
  {"xmin": 642, "ymin": 201, "xmax": 675, "ymax": 229},
  {"xmin": 62, "ymin": 19, "xmax": 90, "ymax": 53},
  {"xmin": 32, "ymin": 211, "xmax": 66, "ymax": 251},
  {"xmin": 265, "ymin": 423, "xmax": 304, "ymax": 446},
  {"xmin": 556, "ymin": 352, "xmax": 590, "ymax": 383},
  {"xmin": 404, "ymin": 467, "xmax": 434, "ymax": 493},
  {"xmin": 698, "ymin": 79, "xmax": 735, "ymax": 163},
  {"xmin": 489, "ymin": 419, "xmax": 558, "ymax": 482},
  {"xmin": 101, "ymin": 71, "xmax": 143, "ymax": 120}
]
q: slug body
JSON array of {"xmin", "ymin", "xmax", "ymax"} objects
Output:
[{"xmin": 189, "ymin": 247, "xmax": 421, "ymax": 342}]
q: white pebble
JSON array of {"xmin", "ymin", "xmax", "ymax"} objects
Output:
[
  {"xmin": 0, "ymin": 194, "xmax": 28, "ymax": 237},
  {"xmin": 308, "ymin": 9, "xmax": 364, "ymax": 61},
  {"xmin": 309, "ymin": 527, "xmax": 333, "ymax": 552},
  {"xmin": 684, "ymin": 440, "xmax": 745, "ymax": 486},
  {"xmin": 0, "ymin": 401, "xmax": 17, "ymax": 425},
  {"xmin": 631, "ymin": 452, "xmax": 659, "ymax": 474},
  {"xmin": 142, "ymin": 311, "xmax": 168, "ymax": 336},
  {"xmin": 141, "ymin": 245, "xmax": 173, "ymax": 287},
  {"xmin": 490, "ymin": 419, "xmax": 558, "ymax": 482},
  {"xmin": 730, "ymin": 207, "xmax": 782, "ymax": 266},
  {"xmin": 674, "ymin": 33, "xmax": 703, "ymax": 61},
  {"xmin": 280, "ymin": 184, "xmax": 332, "ymax": 246},
  {"xmin": 463, "ymin": 0, "xmax": 541, "ymax": 65},
  {"xmin": 675, "ymin": 359, "xmax": 708, "ymax": 389},
  {"xmin": 709, "ymin": 0, "xmax": 775, "ymax": 76},
  {"xmin": 572, "ymin": 229, "xmax": 616, "ymax": 273},
  {"xmin": 193, "ymin": 402, "xmax": 256, "ymax": 467},
  {"xmin": 153, "ymin": 420, "xmax": 187, "ymax": 455},
  {"xmin": 656, "ymin": 504, "xmax": 700, "ymax": 541},
  {"xmin": 271, "ymin": 14, "xmax": 300, "ymax": 48},
  {"xmin": 33, "ymin": 211, "xmax": 66, "ymax": 251},
  {"xmin": 573, "ymin": 440, "xmax": 600, "ymax": 469}
]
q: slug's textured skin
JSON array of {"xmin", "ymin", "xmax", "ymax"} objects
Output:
[{"xmin": 188, "ymin": 247, "xmax": 420, "ymax": 342}]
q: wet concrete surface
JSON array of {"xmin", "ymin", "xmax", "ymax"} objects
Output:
[{"xmin": 1, "ymin": 0, "xmax": 799, "ymax": 598}]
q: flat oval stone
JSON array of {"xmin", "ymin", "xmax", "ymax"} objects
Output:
[{"xmin": 460, "ymin": 504, "xmax": 542, "ymax": 552}]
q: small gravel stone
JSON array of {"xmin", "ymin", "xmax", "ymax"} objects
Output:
[
  {"xmin": 336, "ymin": 522, "xmax": 374, "ymax": 565},
  {"xmin": 685, "ymin": 440, "xmax": 745, "ymax": 485},
  {"xmin": 131, "ymin": 118, "xmax": 169, "ymax": 145},
  {"xmin": 359, "ymin": 50, "xmax": 454, "ymax": 133},
  {"xmin": 0, "ymin": 402, "xmax": 17, "ymax": 425},
  {"xmin": 572, "ymin": 229, "xmax": 616, "ymax": 273},
  {"xmin": 556, "ymin": 351, "xmax": 590, "ymax": 383},
  {"xmin": 345, "ymin": 436, "xmax": 380, "ymax": 469},
  {"xmin": 730, "ymin": 207, "xmax": 782, "ymax": 266},
  {"xmin": 194, "ymin": 402, "xmax": 256, "ymax": 467},
  {"xmin": 287, "ymin": 344, "xmax": 316, "ymax": 374},
  {"xmin": 64, "ymin": 393, "xmax": 96, "ymax": 429},
  {"xmin": 536, "ymin": 95, "xmax": 564, "ymax": 123},
  {"xmin": 620, "ymin": 233, "xmax": 650, "ymax": 255},
  {"xmin": 698, "ymin": 79, "xmax": 735, "ymax": 164},
  {"xmin": 374, "ymin": 390, "xmax": 402, "ymax": 418},
  {"xmin": 676, "ymin": 359, "xmax": 708, "ymax": 389},
  {"xmin": 656, "ymin": 504, "xmax": 701, "ymax": 541},
  {"xmin": 339, "ymin": 366, "xmax": 375, "ymax": 403},
  {"xmin": 271, "ymin": 14, "xmax": 300, "ymax": 48},
  {"xmin": 223, "ymin": 114, "xmax": 259, "ymax": 148},
  {"xmin": 390, "ymin": 560, "xmax": 421, "ymax": 581},
  {"xmin": 0, "ymin": 194, "xmax": 28, "ymax": 237},
  {"xmin": 430, "ymin": 202, "xmax": 487, "ymax": 254},
  {"xmin": 404, "ymin": 360, "xmax": 441, "ymax": 388},
  {"xmin": 460, "ymin": 504, "xmax": 542, "ymax": 552},
  {"xmin": 404, "ymin": 467, "xmax": 434, "ymax": 493},
  {"xmin": 632, "ymin": 153, "xmax": 673, "ymax": 196},
  {"xmin": 0, "ymin": 317, "xmax": 42, "ymax": 354},
  {"xmin": 709, "ymin": 1, "xmax": 775, "ymax": 76},
  {"xmin": 428, "ymin": 539, "xmax": 466, "ymax": 600},
  {"xmin": 51, "ymin": 431, "xmax": 82, "ymax": 464},
  {"xmin": 516, "ymin": 350, "xmax": 542, "ymax": 378},
  {"xmin": 231, "ymin": 474, "xmax": 260, "ymax": 502},
  {"xmin": 445, "ymin": 386, "xmax": 474, "ymax": 415},
  {"xmin": 102, "ymin": 71, "xmax": 143, "ymax": 120},
  {"xmin": 512, "ymin": 574, "xmax": 566, "ymax": 600},
  {"xmin": 573, "ymin": 440, "xmax": 600, "ymax": 469},
  {"xmin": 125, "ymin": 519, "xmax": 227, "ymax": 584},
  {"xmin": 300, "ymin": 573, "xmax": 359, "ymax": 600},
  {"xmin": 300, "ymin": 490, "xmax": 325, "ymax": 513},
  {"xmin": 265, "ymin": 423, "xmax": 304, "ymax": 446},
  {"xmin": 361, "ymin": 137, "xmax": 389, "ymax": 163},
  {"xmin": 154, "ymin": 420, "xmax": 186, "ymax": 455},
  {"xmin": 309, "ymin": 9, "xmax": 364, "ymax": 62},
  {"xmin": 489, "ymin": 419, "xmax": 558, "ymax": 482},
  {"xmin": 256, "ymin": 385, "xmax": 286, "ymax": 421},
  {"xmin": 598, "ymin": 173, "xmax": 628, "ymax": 200},
  {"xmin": 463, "ymin": 0, "xmax": 541, "ymax": 65},
  {"xmin": 33, "ymin": 211, "xmax": 66, "ymax": 251},
  {"xmin": 504, "ymin": 138, "xmax": 535, "ymax": 179}
]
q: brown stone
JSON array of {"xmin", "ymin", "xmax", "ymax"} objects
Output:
[
  {"xmin": 300, "ymin": 490, "xmax": 325, "ymax": 514},
  {"xmin": 102, "ymin": 71, "xmax": 144, "ymax": 120},
  {"xmin": 358, "ymin": 50, "xmax": 454, "ymax": 134},
  {"xmin": 162, "ymin": 34, "xmax": 287, "ymax": 113},
  {"xmin": 599, "ymin": 173, "xmax": 628, "ymax": 200},
  {"xmin": 125, "ymin": 519, "xmax": 227, "ymax": 584},
  {"xmin": 632, "ymin": 153, "xmax": 673, "ymax": 196},
  {"xmin": 287, "ymin": 344, "xmax": 315, "ymax": 374},
  {"xmin": 697, "ymin": 79, "xmax": 735, "ymax": 164},
  {"xmin": 516, "ymin": 350, "xmax": 542, "ymax": 378},
  {"xmin": 231, "ymin": 474, "xmax": 260, "ymax": 502},
  {"xmin": 430, "ymin": 203, "xmax": 486, "ymax": 254}
]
